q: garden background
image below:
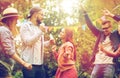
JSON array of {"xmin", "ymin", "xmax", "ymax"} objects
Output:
[{"xmin": 0, "ymin": 0, "xmax": 120, "ymax": 78}]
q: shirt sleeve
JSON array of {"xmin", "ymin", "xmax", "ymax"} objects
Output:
[
  {"xmin": 0, "ymin": 27, "xmax": 15, "ymax": 56},
  {"xmin": 20, "ymin": 23, "xmax": 42, "ymax": 46},
  {"xmin": 84, "ymin": 13, "xmax": 100, "ymax": 37},
  {"xmin": 113, "ymin": 15, "xmax": 120, "ymax": 22}
]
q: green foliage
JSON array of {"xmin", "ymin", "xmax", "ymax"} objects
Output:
[
  {"xmin": 1, "ymin": 0, "xmax": 120, "ymax": 78},
  {"xmin": 13, "ymin": 70, "xmax": 23, "ymax": 78},
  {"xmin": 44, "ymin": 51, "xmax": 57, "ymax": 78},
  {"xmin": 73, "ymin": 26, "xmax": 95, "ymax": 75}
]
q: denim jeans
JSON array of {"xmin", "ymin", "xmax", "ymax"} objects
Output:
[
  {"xmin": 91, "ymin": 64, "xmax": 115, "ymax": 78},
  {"xmin": 22, "ymin": 64, "xmax": 46, "ymax": 78}
]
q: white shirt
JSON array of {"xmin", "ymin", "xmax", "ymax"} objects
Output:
[
  {"xmin": 94, "ymin": 36, "xmax": 114, "ymax": 64},
  {"xmin": 20, "ymin": 21, "xmax": 50, "ymax": 65}
]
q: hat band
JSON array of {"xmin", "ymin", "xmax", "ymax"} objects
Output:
[{"xmin": 3, "ymin": 13, "xmax": 18, "ymax": 17}]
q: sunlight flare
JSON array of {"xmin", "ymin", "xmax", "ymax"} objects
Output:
[{"xmin": 60, "ymin": 0, "xmax": 78, "ymax": 15}]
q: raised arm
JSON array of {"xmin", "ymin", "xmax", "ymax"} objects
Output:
[
  {"xmin": 81, "ymin": 5, "xmax": 100, "ymax": 36},
  {"xmin": 103, "ymin": 9, "xmax": 120, "ymax": 22},
  {"xmin": 84, "ymin": 14, "xmax": 100, "ymax": 36}
]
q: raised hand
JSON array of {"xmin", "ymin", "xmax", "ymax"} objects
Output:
[
  {"xmin": 80, "ymin": 3, "xmax": 87, "ymax": 14},
  {"xmin": 102, "ymin": 9, "xmax": 114, "ymax": 17}
]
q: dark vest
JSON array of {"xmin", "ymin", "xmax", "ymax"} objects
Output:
[{"xmin": 90, "ymin": 30, "xmax": 120, "ymax": 63}]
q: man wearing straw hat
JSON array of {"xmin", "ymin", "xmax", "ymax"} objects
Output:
[{"xmin": 0, "ymin": 7, "xmax": 32, "ymax": 78}]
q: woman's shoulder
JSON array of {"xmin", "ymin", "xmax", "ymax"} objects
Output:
[{"xmin": 0, "ymin": 26, "xmax": 10, "ymax": 32}]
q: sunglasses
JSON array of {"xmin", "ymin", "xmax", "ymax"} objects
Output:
[{"xmin": 102, "ymin": 26, "xmax": 111, "ymax": 30}]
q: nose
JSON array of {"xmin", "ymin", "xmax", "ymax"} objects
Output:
[
  {"xmin": 103, "ymin": 29, "xmax": 108, "ymax": 34},
  {"xmin": 103, "ymin": 28, "xmax": 109, "ymax": 31}
]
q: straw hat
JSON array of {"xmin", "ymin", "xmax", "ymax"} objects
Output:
[{"xmin": 1, "ymin": 7, "xmax": 19, "ymax": 22}]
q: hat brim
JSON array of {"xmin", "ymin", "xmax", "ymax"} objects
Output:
[{"xmin": 1, "ymin": 15, "xmax": 19, "ymax": 21}]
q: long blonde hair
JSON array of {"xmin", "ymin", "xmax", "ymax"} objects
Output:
[{"xmin": 2, "ymin": 17, "xmax": 19, "ymax": 37}]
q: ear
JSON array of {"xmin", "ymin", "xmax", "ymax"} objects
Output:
[
  {"xmin": 35, "ymin": 13, "xmax": 38, "ymax": 18},
  {"xmin": 32, "ymin": 12, "xmax": 38, "ymax": 18}
]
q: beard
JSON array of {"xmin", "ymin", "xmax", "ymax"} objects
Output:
[{"xmin": 36, "ymin": 18, "xmax": 41, "ymax": 25}]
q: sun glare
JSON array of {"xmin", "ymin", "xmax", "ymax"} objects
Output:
[{"xmin": 60, "ymin": 0, "xmax": 78, "ymax": 15}]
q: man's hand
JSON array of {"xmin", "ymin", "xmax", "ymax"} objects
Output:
[
  {"xmin": 49, "ymin": 34, "xmax": 55, "ymax": 44},
  {"xmin": 102, "ymin": 9, "xmax": 114, "ymax": 17},
  {"xmin": 23, "ymin": 63, "xmax": 32, "ymax": 70},
  {"xmin": 50, "ymin": 39, "xmax": 55, "ymax": 45},
  {"xmin": 80, "ymin": 3, "xmax": 87, "ymax": 14},
  {"xmin": 99, "ymin": 43, "xmax": 104, "ymax": 51}
]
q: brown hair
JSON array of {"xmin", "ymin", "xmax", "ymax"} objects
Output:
[
  {"xmin": 64, "ymin": 27, "xmax": 76, "ymax": 60},
  {"xmin": 64, "ymin": 27, "xmax": 73, "ymax": 43}
]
